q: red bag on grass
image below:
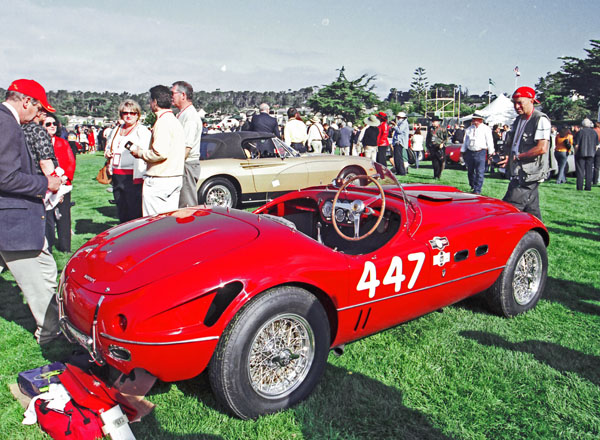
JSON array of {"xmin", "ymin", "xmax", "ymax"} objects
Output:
[
  {"xmin": 35, "ymin": 398, "xmax": 103, "ymax": 440},
  {"xmin": 58, "ymin": 364, "xmax": 137, "ymax": 421}
]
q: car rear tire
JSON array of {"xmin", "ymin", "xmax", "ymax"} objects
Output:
[
  {"xmin": 208, "ymin": 286, "xmax": 330, "ymax": 419},
  {"xmin": 485, "ymin": 231, "xmax": 547, "ymax": 317},
  {"xmin": 199, "ymin": 177, "xmax": 238, "ymax": 208}
]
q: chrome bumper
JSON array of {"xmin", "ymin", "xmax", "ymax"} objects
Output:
[{"xmin": 57, "ymin": 273, "xmax": 106, "ymax": 365}]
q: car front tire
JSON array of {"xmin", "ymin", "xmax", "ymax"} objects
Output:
[
  {"xmin": 198, "ymin": 177, "xmax": 238, "ymax": 208},
  {"xmin": 208, "ymin": 286, "xmax": 330, "ymax": 419},
  {"xmin": 486, "ymin": 231, "xmax": 548, "ymax": 317}
]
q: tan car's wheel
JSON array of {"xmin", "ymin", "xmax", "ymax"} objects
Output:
[{"xmin": 199, "ymin": 177, "xmax": 238, "ymax": 208}]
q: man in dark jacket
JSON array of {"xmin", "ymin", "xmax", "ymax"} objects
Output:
[
  {"xmin": 426, "ymin": 116, "xmax": 449, "ymax": 179},
  {"xmin": 574, "ymin": 118, "xmax": 599, "ymax": 191},
  {"xmin": 0, "ymin": 79, "xmax": 62, "ymax": 344},
  {"xmin": 248, "ymin": 103, "xmax": 280, "ymax": 138}
]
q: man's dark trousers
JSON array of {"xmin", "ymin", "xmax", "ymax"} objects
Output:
[{"xmin": 464, "ymin": 149, "xmax": 486, "ymax": 193}]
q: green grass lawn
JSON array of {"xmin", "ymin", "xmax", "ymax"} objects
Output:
[{"xmin": 1, "ymin": 154, "xmax": 599, "ymax": 439}]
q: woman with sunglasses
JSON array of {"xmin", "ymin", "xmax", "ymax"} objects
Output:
[
  {"xmin": 105, "ymin": 99, "xmax": 150, "ymax": 223},
  {"xmin": 44, "ymin": 115, "xmax": 76, "ymax": 252}
]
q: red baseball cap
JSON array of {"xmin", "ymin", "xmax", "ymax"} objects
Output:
[
  {"xmin": 7, "ymin": 79, "xmax": 56, "ymax": 113},
  {"xmin": 376, "ymin": 111, "xmax": 388, "ymax": 121},
  {"xmin": 512, "ymin": 86, "xmax": 539, "ymax": 104}
]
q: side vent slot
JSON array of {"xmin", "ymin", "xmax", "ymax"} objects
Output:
[
  {"xmin": 362, "ymin": 308, "xmax": 371, "ymax": 329},
  {"xmin": 353, "ymin": 308, "xmax": 372, "ymax": 331},
  {"xmin": 353, "ymin": 310, "xmax": 363, "ymax": 331},
  {"xmin": 204, "ymin": 281, "xmax": 244, "ymax": 327},
  {"xmin": 454, "ymin": 250, "xmax": 469, "ymax": 262},
  {"xmin": 476, "ymin": 245, "xmax": 489, "ymax": 257}
]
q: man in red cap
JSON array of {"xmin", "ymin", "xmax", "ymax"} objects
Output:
[
  {"xmin": 498, "ymin": 86, "xmax": 550, "ymax": 220},
  {"xmin": 0, "ymin": 79, "xmax": 63, "ymax": 344}
]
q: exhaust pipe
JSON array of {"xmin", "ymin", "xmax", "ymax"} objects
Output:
[{"xmin": 332, "ymin": 344, "xmax": 345, "ymax": 357}]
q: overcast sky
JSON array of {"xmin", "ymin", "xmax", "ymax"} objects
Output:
[{"xmin": 1, "ymin": 0, "xmax": 598, "ymax": 98}]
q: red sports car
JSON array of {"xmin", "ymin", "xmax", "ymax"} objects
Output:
[{"xmin": 58, "ymin": 166, "xmax": 548, "ymax": 419}]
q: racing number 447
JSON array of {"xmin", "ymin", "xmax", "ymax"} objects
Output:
[{"xmin": 357, "ymin": 252, "xmax": 426, "ymax": 298}]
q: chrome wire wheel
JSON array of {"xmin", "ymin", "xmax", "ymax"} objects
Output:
[
  {"xmin": 206, "ymin": 185, "xmax": 232, "ymax": 207},
  {"xmin": 512, "ymin": 248, "xmax": 543, "ymax": 305},
  {"xmin": 247, "ymin": 313, "xmax": 315, "ymax": 399}
]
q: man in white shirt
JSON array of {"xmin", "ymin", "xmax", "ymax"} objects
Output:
[
  {"xmin": 283, "ymin": 107, "xmax": 308, "ymax": 153},
  {"xmin": 171, "ymin": 81, "xmax": 202, "ymax": 207},
  {"xmin": 131, "ymin": 85, "xmax": 185, "ymax": 216},
  {"xmin": 460, "ymin": 111, "xmax": 495, "ymax": 194}
]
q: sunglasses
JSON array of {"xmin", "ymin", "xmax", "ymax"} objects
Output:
[
  {"xmin": 45, "ymin": 122, "xmax": 57, "ymax": 127},
  {"xmin": 121, "ymin": 111, "xmax": 138, "ymax": 116}
]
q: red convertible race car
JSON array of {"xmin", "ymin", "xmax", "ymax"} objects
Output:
[{"xmin": 58, "ymin": 166, "xmax": 548, "ymax": 419}]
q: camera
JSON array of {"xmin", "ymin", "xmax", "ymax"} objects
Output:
[{"xmin": 124, "ymin": 141, "xmax": 134, "ymax": 151}]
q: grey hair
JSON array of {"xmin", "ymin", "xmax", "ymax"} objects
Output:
[
  {"xmin": 172, "ymin": 81, "xmax": 194, "ymax": 100},
  {"xmin": 582, "ymin": 118, "xmax": 594, "ymax": 128},
  {"xmin": 259, "ymin": 103, "xmax": 270, "ymax": 113},
  {"xmin": 5, "ymin": 90, "xmax": 39, "ymax": 106}
]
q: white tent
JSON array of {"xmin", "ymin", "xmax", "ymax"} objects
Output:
[{"xmin": 461, "ymin": 94, "xmax": 518, "ymax": 127}]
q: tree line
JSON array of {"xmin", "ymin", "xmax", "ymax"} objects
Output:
[
  {"xmin": 3, "ymin": 39, "xmax": 597, "ymax": 125},
  {"xmin": 0, "ymin": 87, "xmax": 316, "ymax": 120}
]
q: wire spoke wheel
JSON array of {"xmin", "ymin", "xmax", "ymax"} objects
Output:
[
  {"xmin": 206, "ymin": 184, "xmax": 233, "ymax": 207},
  {"xmin": 248, "ymin": 313, "xmax": 315, "ymax": 399},
  {"xmin": 512, "ymin": 248, "xmax": 543, "ymax": 305}
]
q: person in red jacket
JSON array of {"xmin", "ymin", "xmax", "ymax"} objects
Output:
[
  {"xmin": 44, "ymin": 114, "xmax": 76, "ymax": 252},
  {"xmin": 375, "ymin": 111, "xmax": 390, "ymax": 166},
  {"xmin": 87, "ymin": 127, "xmax": 96, "ymax": 153}
]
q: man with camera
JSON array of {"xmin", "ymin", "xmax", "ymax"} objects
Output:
[{"xmin": 498, "ymin": 87, "xmax": 550, "ymax": 220}]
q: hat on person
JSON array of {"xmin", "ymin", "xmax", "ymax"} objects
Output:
[
  {"xmin": 472, "ymin": 111, "xmax": 485, "ymax": 120},
  {"xmin": 310, "ymin": 116, "xmax": 320, "ymax": 123},
  {"xmin": 376, "ymin": 111, "xmax": 388, "ymax": 121},
  {"xmin": 431, "ymin": 115, "xmax": 442, "ymax": 122},
  {"xmin": 396, "ymin": 111, "xmax": 407, "ymax": 118},
  {"xmin": 7, "ymin": 79, "xmax": 55, "ymax": 113},
  {"xmin": 364, "ymin": 115, "xmax": 380, "ymax": 127},
  {"xmin": 512, "ymin": 86, "xmax": 539, "ymax": 104}
]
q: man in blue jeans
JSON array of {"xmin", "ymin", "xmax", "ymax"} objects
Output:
[{"xmin": 460, "ymin": 111, "xmax": 494, "ymax": 194}]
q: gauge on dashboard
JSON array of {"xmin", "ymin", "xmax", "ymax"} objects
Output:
[
  {"xmin": 335, "ymin": 208, "xmax": 346, "ymax": 223},
  {"xmin": 322, "ymin": 200, "xmax": 333, "ymax": 218}
]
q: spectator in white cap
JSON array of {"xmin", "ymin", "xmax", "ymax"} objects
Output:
[
  {"xmin": 460, "ymin": 111, "xmax": 494, "ymax": 194},
  {"xmin": 392, "ymin": 111, "xmax": 409, "ymax": 175}
]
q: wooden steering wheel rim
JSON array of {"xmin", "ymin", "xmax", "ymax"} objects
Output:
[{"xmin": 331, "ymin": 174, "xmax": 386, "ymax": 241}]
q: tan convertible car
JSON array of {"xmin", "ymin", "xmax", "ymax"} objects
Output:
[{"xmin": 196, "ymin": 132, "xmax": 379, "ymax": 207}]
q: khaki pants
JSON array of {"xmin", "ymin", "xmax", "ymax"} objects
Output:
[
  {"xmin": 0, "ymin": 239, "xmax": 59, "ymax": 344},
  {"xmin": 179, "ymin": 160, "xmax": 200, "ymax": 208},
  {"xmin": 364, "ymin": 145, "xmax": 378, "ymax": 161},
  {"xmin": 310, "ymin": 140, "xmax": 322, "ymax": 154},
  {"xmin": 143, "ymin": 176, "xmax": 183, "ymax": 216}
]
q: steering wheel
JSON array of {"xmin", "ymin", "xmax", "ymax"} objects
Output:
[{"xmin": 332, "ymin": 174, "xmax": 386, "ymax": 241}]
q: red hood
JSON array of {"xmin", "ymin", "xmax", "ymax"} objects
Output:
[{"xmin": 66, "ymin": 208, "xmax": 259, "ymax": 294}]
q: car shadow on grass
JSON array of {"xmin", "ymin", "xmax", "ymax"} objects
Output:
[
  {"xmin": 460, "ymin": 330, "xmax": 600, "ymax": 387},
  {"xmin": 165, "ymin": 365, "xmax": 453, "ymax": 439},
  {"xmin": 75, "ymin": 217, "xmax": 118, "ymax": 235},
  {"xmin": 544, "ymin": 276, "xmax": 600, "ymax": 316},
  {"xmin": 452, "ymin": 276, "xmax": 600, "ymax": 317}
]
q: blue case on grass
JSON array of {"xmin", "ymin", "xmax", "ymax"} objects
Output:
[{"xmin": 17, "ymin": 362, "xmax": 66, "ymax": 398}]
